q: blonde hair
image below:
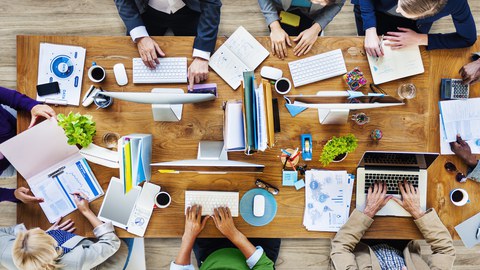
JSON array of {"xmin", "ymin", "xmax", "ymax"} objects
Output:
[
  {"xmin": 12, "ymin": 228, "xmax": 62, "ymax": 270},
  {"xmin": 398, "ymin": 0, "xmax": 447, "ymax": 19}
]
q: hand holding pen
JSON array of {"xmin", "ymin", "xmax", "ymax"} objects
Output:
[{"xmin": 72, "ymin": 192, "xmax": 90, "ymax": 214}]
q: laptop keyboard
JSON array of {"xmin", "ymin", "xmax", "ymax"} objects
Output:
[{"xmin": 364, "ymin": 173, "xmax": 419, "ymax": 194}]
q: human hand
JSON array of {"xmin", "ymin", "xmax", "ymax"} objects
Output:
[
  {"xmin": 384, "ymin": 27, "xmax": 428, "ymax": 49},
  {"xmin": 269, "ymin": 21, "xmax": 292, "ymax": 59},
  {"xmin": 293, "ymin": 23, "xmax": 321, "ymax": 56},
  {"xmin": 363, "ymin": 181, "xmax": 392, "ymax": 218},
  {"xmin": 47, "ymin": 217, "xmax": 76, "ymax": 233},
  {"xmin": 137, "ymin": 36, "xmax": 165, "ymax": 68},
  {"xmin": 459, "ymin": 59, "xmax": 480, "ymax": 85},
  {"xmin": 450, "ymin": 135, "xmax": 478, "ymax": 167},
  {"xmin": 188, "ymin": 58, "xmax": 209, "ymax": 89},
  {"xmin": 14, "ymin": 187, "xmax": 44, "ymax": 204},
  {"xmin": 29, "ymin": 104, "xmax": 56, "ymax": 128},
  {"xmin": 365, "ymin": 28, "xmax": 383, "ymax": 57},
  {"xmin": 72, "ymin": 192, "xmax": 90, "ymax": 214},
  {"xmin": 391, "ymin": 180, "xmax": 425, "ymax": 219},
  {"xmin": 212, "ymin": 207, "xmax": 241, "ymax": 241},
  {"xmin": 183, "ymin": 205, "xmax": 209, "ymax": 242}
]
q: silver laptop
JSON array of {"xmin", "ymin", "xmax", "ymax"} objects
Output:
[{"xmin": 356, "ymin": 151, "xmax": 438, "ymax": 216}]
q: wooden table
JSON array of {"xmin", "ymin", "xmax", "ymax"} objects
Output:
[{"xmin": 16, "ymin": 35, "xmax": 480, "ymax": 239}]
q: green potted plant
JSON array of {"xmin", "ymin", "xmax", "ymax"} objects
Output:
[
  {"xmin": 320, "ymin": 134, "xmax": 358, "ymax": 166},
  {"xmin": 57, "ymin": 112, "xmax": 96, "ymax": 148}
]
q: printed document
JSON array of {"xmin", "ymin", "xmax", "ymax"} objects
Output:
[
  {"xmin": 439, "ymin": 98, "xmax": 480, "ymax": 142},
  {"xmin": 367, "ymin": 43, "xmax": 424, "ymax": 84},
  {"xmin": 303, "ymin": 170, "xmax": 354, "ymax": 232},
  {"xmin": 209, "ymin": 26, "xmax": 269, "ymax": 90}
]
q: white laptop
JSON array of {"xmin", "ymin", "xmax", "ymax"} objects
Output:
[{"xmin": 356, "ymin": 151, "xmax": 438, "ymax": 216}]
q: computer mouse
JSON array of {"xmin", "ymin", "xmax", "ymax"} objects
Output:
[
  {"xmin": 260, "ymin": 66, "xmax": 283, "ymax": 81},
  {"xmin": 253, "ymin": 194, "xmax": 265, "ymax": 217},
  {"xmin": 113, "ymin": 63, "xmax": 128, "ymax": 86}
]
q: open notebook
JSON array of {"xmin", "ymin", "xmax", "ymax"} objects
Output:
[
  {"xmin": 367, "ymin": 43, "xmax": 424, "ymax": 84},
  {"xmin": 209, "ymin": 26, "xmax": 269, "ymax": 90}
]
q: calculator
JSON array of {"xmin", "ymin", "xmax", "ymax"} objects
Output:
[{"xmin": 440, "ymin": 78, "xmax": 469, "ymax": 100}]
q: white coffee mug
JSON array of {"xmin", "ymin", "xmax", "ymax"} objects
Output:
[
  {"xmin": 274, "ymin": 78, "xmax": 292, "ymax": 95},
  {"xmin": 450, "ymin": 188, "xmax": 469, "ymax": 206},
  {"xmin": 154, "ymin": 191, "xmax": 171, "ymax": 208},
  {"xmin": 88, "ymin": 63, "xmax": 106, "ymax": 83}
]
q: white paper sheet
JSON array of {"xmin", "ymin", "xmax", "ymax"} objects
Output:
[
  {"xmin": 303, "ymin": 170, "xmax": 354, "ymax": 232},
  {"xmin": 37, "ymin": 43, "xmax": 86, "ymax": 106},
  {"xmin": 367, "ymin": 43, "xmax": 424, "ymax": 85},
  {"xmin": 439, "ymin": 98, "xmax": 480, "ymax": 142}
]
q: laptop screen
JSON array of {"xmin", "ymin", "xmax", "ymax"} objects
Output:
[{"xmin": 358, "ymin": 151, "xmax": 439, "ymax": 170}]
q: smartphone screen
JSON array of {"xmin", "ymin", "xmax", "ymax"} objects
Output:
[{"xmin": 37, "ymin": 82, "xmax": 60, "ymax": 96}]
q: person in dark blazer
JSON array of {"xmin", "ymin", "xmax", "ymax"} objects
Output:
[
  {"xmin": 352, "ymin": 0, "xmax": 477, "ymax": 57},
  {"xmin": 258, "ymin": 0, "xmax": 346, "ymax": 59},
  {"xmin": 114, "ymin": 0, "xmax": 222, "ymax": 88}
]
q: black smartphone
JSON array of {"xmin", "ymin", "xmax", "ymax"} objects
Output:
[{"xmin": 36, "ymin": 82, "xmax": 60, "ymax": 96}]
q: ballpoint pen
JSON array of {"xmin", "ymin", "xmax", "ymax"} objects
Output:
[{"xmin": 70, "ymin": 193, "xmax": 86, "ymax": 201}]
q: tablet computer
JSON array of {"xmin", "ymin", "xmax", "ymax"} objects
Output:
[{"xmin": 97, "ymin": 177, "xmax": 141, "ymax": 229}]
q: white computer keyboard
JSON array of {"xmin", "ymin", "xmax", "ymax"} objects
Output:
[
  {"xmin": 288, "ymin": 49, "xmax": 347, "ymax": 87},
  {"xmin": 185, "ymin": 190, "xmax": 239, "ymax": 217},
  {"xmin": 132, "ymin": 57, "xmax": 187, "ymax": 84}
]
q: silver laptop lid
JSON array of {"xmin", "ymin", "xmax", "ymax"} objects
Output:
[{"xmin": 358, "ymin": 151, "xmax": 439, "ymax": 170}]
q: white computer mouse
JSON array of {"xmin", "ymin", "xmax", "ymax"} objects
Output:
[
  {"xmin": 260, "ymin": 66, "xmax": 283, "ymax": 81},
  {"xmin": 113, "ymin": 63, "xmax": 128, "ymax": 86},
  {"xmin": 253, "ymin": 194, "xmax": 265, "ymax": 217}
]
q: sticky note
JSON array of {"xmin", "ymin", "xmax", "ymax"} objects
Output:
[
  {"xmin": 295, "ymin": 179, "xmax": 305, "ymax": 190},
  {"xmin": 282, "ymin": 170, "xmax": 297, "ymax": 186}
]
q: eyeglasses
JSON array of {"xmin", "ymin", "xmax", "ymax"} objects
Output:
[
  {"xmin": 255, "ymin": 179, "xmax": 279, "ymax": 195},
  {"xmin": 444, "ymin": 161, "xmax": 467, "ymax": 183}
]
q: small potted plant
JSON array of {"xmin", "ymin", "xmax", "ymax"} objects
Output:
[
  {"xmin": 320, "ymin": 134, "xmax": 358, "ymax": 166},
  {"xmin": 57, "ymin": 112, "xmax": 96, "ymax": 148}
]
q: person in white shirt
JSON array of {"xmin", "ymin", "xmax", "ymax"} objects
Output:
[{"xmin": 114, "ymin": 0, "xmax": 222, "ymax": 88}]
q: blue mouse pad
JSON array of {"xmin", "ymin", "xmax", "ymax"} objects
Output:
[{"xmin": 240, "ymin": 188, "xmax": 277, "ymax": 226}]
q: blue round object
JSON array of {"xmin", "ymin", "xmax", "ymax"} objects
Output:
[
  {"xmin": 240, "ymin": 188, "xmax": 277, "ymax": 227},
  {"xmin": 51, "ymin": 55, "xmax": 74, "ymax": 78},
  {"xmin": 310, "ymin": 180, "xmax": 318, "ymax": 190}
]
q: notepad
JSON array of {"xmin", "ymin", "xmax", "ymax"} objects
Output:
[
  {"xmin": 367, "ymin": 43, "xmax": 424, "ymax": 84},
  {"xmin": 455, "ymin": 211, "xmax": 480, "ymax": 248},
  {"xmin": 209, "ymin": 26, "xmax": 269, "ymax": 90}
]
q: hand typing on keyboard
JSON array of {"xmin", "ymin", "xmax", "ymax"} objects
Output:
[
  {"xmin": 183, "ymin": 205, "xmax": 210, "ymax": 241},
  {"xmin": 363, "ymin": 182, "xmax": 392, "ymax": 218},
  {"xmin": 136, "ymin": 36, "xmax": 165, "ymax": 68},
  {"xmin": 391, "ymin": 180, "xmax": 426, "ymax": 219}
]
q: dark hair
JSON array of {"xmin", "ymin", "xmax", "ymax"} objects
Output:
[{"xmin": 398, "ymin": 0, "xmax": 447, "ymax": 19}]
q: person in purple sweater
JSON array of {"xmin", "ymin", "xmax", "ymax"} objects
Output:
[{"xmin": 0, "ymin": 86, "xmax": 56, "ymax": 204}]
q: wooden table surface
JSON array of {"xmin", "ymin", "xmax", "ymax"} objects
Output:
[{"xmin": 16, "ymin": 35, "xmax": 480, "ymax": 239}]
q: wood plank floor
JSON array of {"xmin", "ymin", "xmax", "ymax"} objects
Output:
[{"xmin": 1, "ymin": 0, "xmax": 480, "ymax": 269}]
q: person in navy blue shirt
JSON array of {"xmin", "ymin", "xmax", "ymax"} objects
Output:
[{"xmin": 351, "ymin": 0, "xmax": 477, "ymax": 57}]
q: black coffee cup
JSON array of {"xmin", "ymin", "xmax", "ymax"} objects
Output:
[
  {"xmin": 155, "ymin": 191, "xmax": 171, "ymax": 208},
  {"xmin": 275, "ymin": 78, "xmax": 291, "ymax": 94},
  {"xmin": 88, "ymin": 64, "xmax": 106, "ymax": 83}
]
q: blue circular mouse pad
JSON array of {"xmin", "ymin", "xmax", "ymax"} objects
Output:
[{"xmin": 240, "ymin": 188, "xmax": 277, "ymax": 227}]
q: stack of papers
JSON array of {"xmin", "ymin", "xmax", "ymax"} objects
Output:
[
  {"xmin": 303, "ymin": 170, "xmax": 354, "ymax": 232},
  {"xmin": 241, "ymin": 72, "xmax": 275, "ymax": 154},
  {"xmin": 439, "ymin": 98, "xmax": 480, "ymax": 154}
]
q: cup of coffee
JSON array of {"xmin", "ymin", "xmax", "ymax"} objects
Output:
[
  {"xmin": 274, "ymin": 78, "xmax": 292, "ymax": 95},
  {"xmin": 88, "ymin": 62, "xmax": 106, "ymax": 83},
  {"xmin": 450, "ymin": 188, "xmax": 469, "ymax": 206},
  {"xmin": 155, "ymin": 191, "xmax": 171, "ymax": 208}
]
